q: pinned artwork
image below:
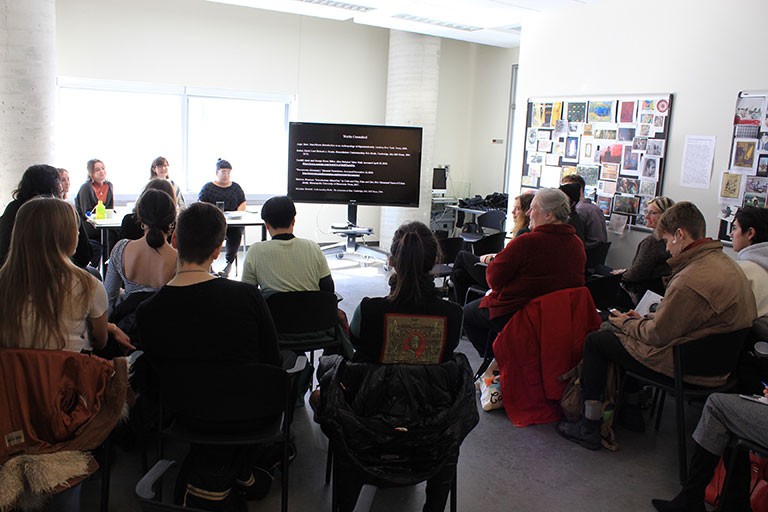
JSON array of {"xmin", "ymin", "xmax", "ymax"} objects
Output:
[{"xmin": 588, "ymin": 101, "xmax": 615, "ymax": 123}]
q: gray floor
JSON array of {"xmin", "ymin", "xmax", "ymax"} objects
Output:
[{"xmin": 82, "ymin": 252, "xmax": 692, "ymax": 511}]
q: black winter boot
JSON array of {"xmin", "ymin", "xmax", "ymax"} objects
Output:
[{"xmin": 651, "ymin": 442, "xmax": 720, "ymax": 512}]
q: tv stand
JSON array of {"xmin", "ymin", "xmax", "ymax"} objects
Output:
[{"xmin": 322, "ymin": 202, "xmax": 388, "ymax": 261}]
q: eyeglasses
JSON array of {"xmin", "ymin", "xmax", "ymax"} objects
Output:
[{"xmin": 647, "ymin": 210, "xmax": 662, "ymax": 217}]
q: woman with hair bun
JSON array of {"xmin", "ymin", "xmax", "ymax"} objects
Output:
[{"xmin": 104, "ymin": 188, "xmax": 177, "ymax": 313}]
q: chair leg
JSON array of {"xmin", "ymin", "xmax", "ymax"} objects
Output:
[
  {"xmin": 450, "ymin": 464, "xmax": 457, "ymax": 512},
  {"xmin": 282, "ymin": 433, "xmax": 290, "ymax": 512},
  {"xmin": 473, "ymin": 337, "xmax": 494, "ymax": 381},
  {"xmin": 675, "ymin": 394, "xmax": 688, "ymax": 485},
  {"xmin": 655, "ymin": 390, "xmax": 666, "ymax": 431},
  {"xmin": 325, "ymin": 443, "xmax": 333, "ymax": 485},
  {"xmin": 99, "ymin": 439, "xmax": 111, "ymax": 512}
]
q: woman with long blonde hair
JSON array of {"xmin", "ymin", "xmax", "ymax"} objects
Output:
[{"xmin": 0, "ymin": 197, "xmax": 109, "ymax": 352}]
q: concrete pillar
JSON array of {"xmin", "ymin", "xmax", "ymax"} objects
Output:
[
  {"xmin": 379, "ymin": 30, "xmax": 440, "ymax": 249},
  {"xmin": 0, "ymin": 0, "xmax": 57, "ymax": 207}
]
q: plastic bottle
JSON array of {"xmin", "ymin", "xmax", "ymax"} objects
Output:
[{"xmin": 95, "ymin": 200, "xmax": 106, "ymax": 220}]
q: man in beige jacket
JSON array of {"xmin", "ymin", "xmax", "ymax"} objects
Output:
[{"xmin": 557, "ymin": 202, "xmax": 756, "ymax": 450}]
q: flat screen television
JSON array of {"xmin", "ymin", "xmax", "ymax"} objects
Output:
[{"xmin": 287, "ymin": 122, "xmax": 423, "ymax": 207}]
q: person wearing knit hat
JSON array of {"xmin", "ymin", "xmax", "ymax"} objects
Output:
[{"xmin": 197, "ymin": 158, "xmax": 246, "ymax": 277}]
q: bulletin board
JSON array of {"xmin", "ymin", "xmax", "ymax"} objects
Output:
[
  {"xmin": 521, "ymin": 94, "xmax": 673, "ymax": 228},
  {"xmin": 717, "ymin": 91, "xmax": 768, "ymax": 241}
]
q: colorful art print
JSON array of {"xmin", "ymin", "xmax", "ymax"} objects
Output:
[
  {"xmin": 640, "ymin": 100, "xmax": 656, "ymax": 112},
  {"xmin": 632, "ymin": 137, "xmax": 649, "ymax": 151},
  {"xmin": 593, "ymin": 128, "xmax": 618, "ymax": 140},
  {"xmin": 575, "ymin": 166, "xmax": 599, "ymax": 187},
  {"xmin": 566, "ymin": 102, "xmax": 587, "ymax": 122},
  {"xmin": 545, "ymin": 153, "xmax": 561, "ymax": 166},
  {"xmin": 551, "ymin": 102, "xmax": 563, "ymax": 124},
  {"xmin": 537, "ymin": 139, "xmax": 554, "ymax": 152},
  {"xmin": 526, "ymin": 127, "xmax": 538, "ymax": 149},
  {"xmin": 583, "ymin": 123, "xmax": 593, "ymax": 136},
  {"xmin": 564, "ymin": 136, "xmax": 580, "ymax": 161},
  {"xmin": 613, "ymin": 195, "xmax": 640, "ymax": 215},
  {"xmin": 579, "ymin": 136, "xmax": 594, "ymax": 162},
  {"xmin": 622, "ymin": 144, "xmax": 639, "ymax": 171},
  {"xmin": 636, "ymin": 197, "xmax": 649, "ymax": 226},
  {"xmin": 568, "ymin": 122, "xmax": 582, "ymax": 134},
  {"xmin": 640, "ymin": 155, "xmax": 660, "ymax": 180},
  {"xmin": 561, "ymin": 166, "xmax": 578, "ymax": 179},
  {"xmin": 616, "ymin": 177, "xmax": 640, "ymax": 195},
  {"xmin": 640, "ymin": 113, "xmax": 654, "ymax": 124},
  {"xmin": 758, "ymin": 155, "xmax": 768, "ymax": 177},
  {"xmin": 746, "ymin": 176, "xmax": 768, "ymax": 194},
  {"xmin": 619, "ymin": 101, "xmax": 636, "ymax": 123},
  {"xmin": 554, "ymin": 119, "xmax": 568, "ymax": 138},
  {"xmin": 760, "ymin": 134, "xmax": 768, "ymax": 152},
  {"xmin": 553, "ymin": 140, "xmax": 565, "ymax": 156},
  {"xmin": 527, "ymin": 164, "xmax": 541, "ymax": 177},
  {"xmin": 735, "ymin": 96, "xmax": 764, "ymax": 126},
  {"xmin": 656, "ymin": 98, "xmax": 670, "ymax": 114},
  {"xmin": 646, "ymin": 139, "xmax": 666, "ymax": 157},
  {"xmin": 732, "ymin": 139, "xmax": 758, "ymax": 171},
  {"xmin": 383, "ymin": 314, "xmax": 447, "ymax": 364},
  {"xmin": 527, "ymin": 152, "xmax": 544, "ymax": 164},
  {"xmin": 618, "ymin": 127, "xmax": 636, "ymax": 142},
  {"xmin": 638, "ymin": 124, "xmax": 652, "ymax": 136},
  {"xmin": 597, "ymin": 196, "xmax": 613, "ymax": 216},
  {"xmin": 653, "ymin": 115, "xmax": 665, "ymax": 128},
  {"xmin": 744, "ymin": 192, "xmax": 767, "ymax": 208},
  {"xmin": 639, "ymin": 180, "xmax": 657, "ymax": 197},
  {"xmin": 599, "ymin": 144, "xmax": 623, "ymax": 164},
  {"xmin": 521, "ymin": 175, "xmax": 539, "ymax": 187},
  {"xmin": 587, "ymin": 101, "xmax": 615, "ymax": 123},
  {"xmin": 591, "ymin": 143, "xmax": 604, "ymax": 165},
  {"xmin": 531, "ymin": 102, "xmax": 553, "ymax": 128},
  {"xmin": 736, "ymin": 125, "xmax": 760, "ymax": 139},
  {"xmin": 537, "ymin": 129, "xmax": 552, "ymax": 140},
  {"xmin": 600, "ymin": 163, "xmax": 619, "ymax": 181},
  {"xmin": 720, "ymin": 172, "xmax": 742, "ymax": 199},
  {"xmin": 598, "ymin": 180, "xmax": 617, "ymax": 195}
]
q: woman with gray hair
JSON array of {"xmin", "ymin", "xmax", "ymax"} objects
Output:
[{"xmin": 462, "ymin": 188, "xmax": 586, "ymax": 357}]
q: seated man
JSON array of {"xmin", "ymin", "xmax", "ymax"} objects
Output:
[
  {"xmin": 462, "ymin": 188, "xmax": 586, "ymax": 357},
  {"xmin": 652, "ymin": 391, "xmax": 768, "ymax": 512},
  {"xmin": 557, "ymin": 202, "xmax": 757, "ymax": 450},
  {"xmin": 242, "ymin": 195, "xmax": 333, "ymax": 297},
  {"xmin": 561, "ymin": 173, "xmax": 607, "ymax": 249},
  {"xmin": 136, "ymin": 202, "xmax": 283, "ymax": 510}
]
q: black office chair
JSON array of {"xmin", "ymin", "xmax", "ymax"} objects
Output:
[
  {"xmin": 267, "ymin": 291, "xmax": 343, "ymax": 369},
  {"xmin": 719, "ymin": 437, "xmax": 768, "ymax": 509},
  {"xmin": 460, "ymin": 210, "xmax": 506, "ymax": 253},
  {"xmin": 431, "ymin": 237, "xmax": 466, "ymax": 295},
  {"xmin": 142, "ymin": 357, "xmax": 306, "ymax": 512},
  {"xmin": 622, "ymin": 328, "xmax": 751, "ymax": 484},
  {"xmin": 585, "ymin": 272, "xmax": 623, "ymax": 312},
  {"xmin": 585, "ymin": 241, "xmax": 611, "ymax": 275}
]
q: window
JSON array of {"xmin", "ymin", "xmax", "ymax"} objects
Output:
[{"xmin": 56, "ymin": 78, "xmax": 293, "ymax": 202}]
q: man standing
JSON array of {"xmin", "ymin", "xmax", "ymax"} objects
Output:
[{"xmin": 561, "ymin": 174, "xmax": 607, "ymax": 249}]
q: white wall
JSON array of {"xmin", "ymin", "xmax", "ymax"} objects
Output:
[
  {"xmin": 511, "ymin": 0, "xmax": 768, "ymax": 267},
  {"xmin": 54, "ymin": 0, "xmax": 516, "ymax": 243}
]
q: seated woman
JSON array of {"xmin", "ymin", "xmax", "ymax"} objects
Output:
[
  {"xmin": 0, "ymin": 197, "xmax": 118, "ymax": 352},
  {"xmin": 450, "ymin": 193, "xmax": 533, "ymax": 305},
  {"xmin": 613, "ymin": 196, "xmax": 675, "ymax": 303},
  {"xmin": 120, "ymin": 178, "xmax": 177, "ymax": 241},
  {"xmin": 75, "ymin": 158, "xmax": 115, "ymax": 268},
  {"xmin": 105, "ymin": 188, "xmax": 177, "ymax": 315},
  {"xmin": 462, "ymin": 188, "xmax": 586, "ymax": 358},
  {"xmin": 557, "ymin": 202, "xmax": 756, "ymax": 450},
  {"xmin": 351, "ymin": 221, "xmax": 462, "ymax": 363},
  {"xmin": 149, "ymin": 156, "xmax": 186, "ymax": 210},
  {"xmin": 731, "ymin": 205, "xmax": 768, "ymax": 339},
  {"xmin": 559, "ymin": 182, "xmax": 586, "ymax": 243}
]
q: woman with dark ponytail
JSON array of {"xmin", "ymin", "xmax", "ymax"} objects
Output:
[
  {"xmin": 349, "ymin": 221, "xmax": 463, "ymax": 363},
  {"xmin": 104, "ymin": 188, "xmax": 177, "ymax": 313}
]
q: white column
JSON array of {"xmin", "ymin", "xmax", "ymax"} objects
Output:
[
  {"xmin": 0, "ymin": 0, "xmax": 57, "ymax": 207},
  {"xmin": 379, "ymin": 30, "xmax": 440, "ymax": 249}
]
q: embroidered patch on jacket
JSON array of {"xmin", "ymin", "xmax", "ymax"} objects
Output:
[{"xmin": 381, "ymin": 314, "xmax": 446, "ymax": 364}]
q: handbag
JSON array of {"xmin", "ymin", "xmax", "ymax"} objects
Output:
[{"xmin": 706, "ymin": 451, "xmax": 768, "ymax": 510}]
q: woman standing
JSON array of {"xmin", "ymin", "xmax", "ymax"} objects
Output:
[
  {"xmin": 75, "ymin": 158, "xmax": 115, "ymax": 267},
  {"xmin": 149, "ymin": 156, "xmax": 186, "ymax": 209},
  {"xmin": 198, "ymin": 158, "xmax": 246, "ymax": 277}
]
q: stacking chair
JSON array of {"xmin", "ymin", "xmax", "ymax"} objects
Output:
[
  {"xmin": 585, "ymin": 241, "xmax": 611, "ymax": 275},
  {"xmin": 267, "ymin": 291, "xmax": 343, "ymax": 369},
  {"xmin": 460, "ymin": 210, "xmax": 506, "ymax": 254},
  {"xmin": 431, "ymin": 237, "xmax": 465, "ymax": 295},
  {"xmin": 623, "ymin": 328, "xmax": 750, "ymax": 484},
  {"xmin": 144, "ymin": 357, "xmax": 306, "ymax": 512}
]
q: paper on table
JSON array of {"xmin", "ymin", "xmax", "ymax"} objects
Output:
[
  {"xmin": 681, "ymin": 135, "xmax": 716, "ymax": 189},
  {"xmin": 635, "ymin": 289, "xmax": 663, "ymax": 316}
]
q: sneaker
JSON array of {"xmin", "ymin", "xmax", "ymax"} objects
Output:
[
  {"xmin": 217, "ymin": 262, "xmax": 233, "ymax": 278},
  {"xmin": 556, "ymin": 418, "xmax": 602, "ymax": 450}
]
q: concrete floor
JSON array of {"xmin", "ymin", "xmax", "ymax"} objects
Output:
[{"xmin": 82, "ymin": 252, "xmax": 693, "ymax": 511}]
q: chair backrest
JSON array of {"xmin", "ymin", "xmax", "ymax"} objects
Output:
[
  {"xmin": 677, "ymin": 328, "xmax": 751, "ymax": 378},
  {"xmin": 585, "ymin": 241, "xmax": 611, "ymax": 269},
  {"xmin": 471, "ymin": 232, "xmax": 506, "ymax": 255},
  {"xmin": 585, "ymin": 273, "xmax": 622, "ymax": 310},
  {"xmin": 159, "ymin": 362, "xmax": 287, "ymax": 425},
  {"xmin": 266, "ymin": 290, "xmax": 338, "ymax": 334},
  {"xmin": 478, "ymin": 210, "xmax": 506, "ymax": 232},
  {"xmin": 438, "ymin": 237, "xmax": 465, "ymax": 264}
]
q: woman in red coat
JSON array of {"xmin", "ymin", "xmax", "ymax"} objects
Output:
[{"xmin": 462, "ymin": 187, "xmax": 586, "ymax": 357}]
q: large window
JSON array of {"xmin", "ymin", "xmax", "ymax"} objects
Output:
[{"xmin": 56, "ymin": 78, "xmax": 293, "ymax": 202}]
